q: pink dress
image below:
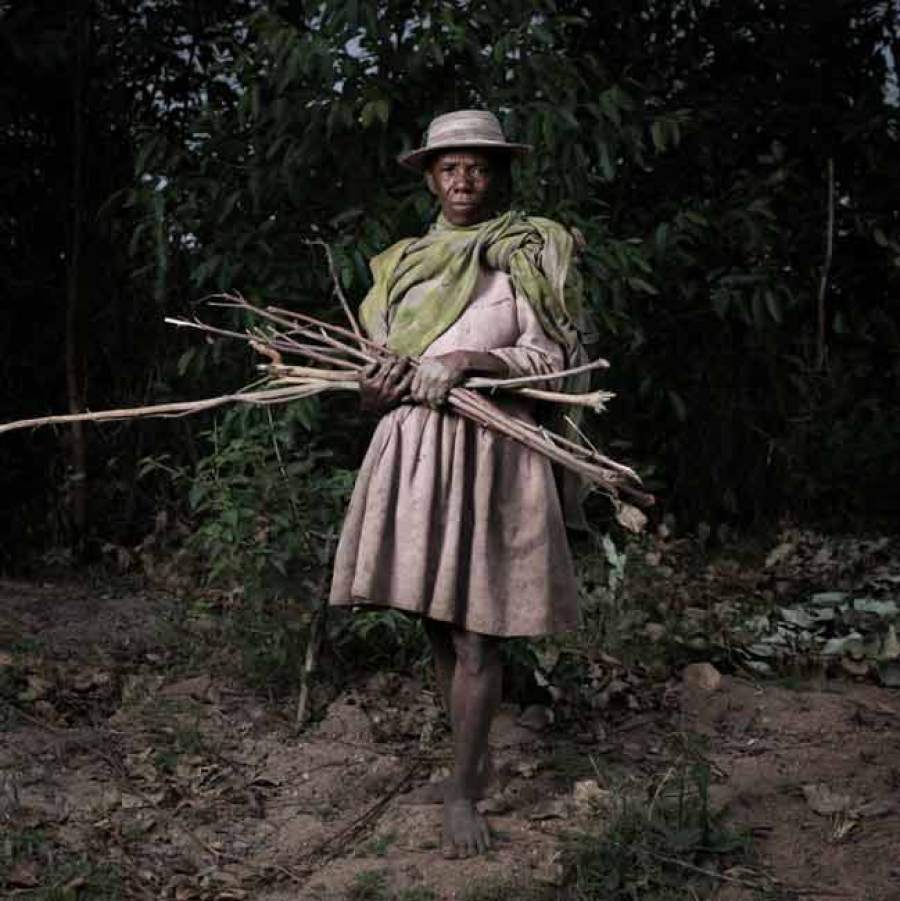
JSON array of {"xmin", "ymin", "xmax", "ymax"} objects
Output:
[{"xmin": 329, "ymin": 266, "xmax": 579, "ymax": 637}]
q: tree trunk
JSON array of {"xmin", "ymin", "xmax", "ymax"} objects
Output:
[{"xmin": 65, "ymin": 0, "xmax": 91, "ymax": 551}]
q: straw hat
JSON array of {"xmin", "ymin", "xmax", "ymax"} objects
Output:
[{"xmin": 397, "ymin": 110, "xmax": 531, "ymax": 171}]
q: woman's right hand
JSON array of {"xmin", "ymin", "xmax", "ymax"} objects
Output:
[{"xmin": 359, "ymin": 357, "xmax": 413, "ymax": 414}]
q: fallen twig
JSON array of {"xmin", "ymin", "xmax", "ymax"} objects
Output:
[{"xmin": 301, "ymin": 762, "xmax": 423, "ymax": 865}]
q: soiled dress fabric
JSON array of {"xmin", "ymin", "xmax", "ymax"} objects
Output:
[{"xmin": 329, "ymin": 266, "xmax": 580, "ymax": 637}]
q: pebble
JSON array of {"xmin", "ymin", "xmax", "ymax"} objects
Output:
[{"xmin": 682, "ymin": 662, "xmax": 722, "ymax": 691}]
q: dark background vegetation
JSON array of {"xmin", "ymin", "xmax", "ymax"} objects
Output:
[{"xmin": 2, "ymin": 0, "xmax": 899, "ymax": 576}]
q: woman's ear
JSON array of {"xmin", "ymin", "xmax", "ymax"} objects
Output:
[{"xmin": 424, "ymin": 169, "xmax": 437, "ymax": 195}]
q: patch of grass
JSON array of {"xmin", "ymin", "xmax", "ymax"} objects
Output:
[
  {"xmin": 396, "ymin": 887, "xmax": 437, "ymax": 901},
  {"xmin": 0, "ymin": 662, "xmax": 25, "ymax": 708},
  {"xmin": 355, "ymin": 831, "xmax": 396, "ymax": 858},
  {"xmin": 562, "ymin": 761, "xmax": 762, "ymax": 900},
  {"xmin": 345, "ymin": 868, "xmax": 391, "ymax": 901},
  {"xmin": 546, "ymin": 744, "xmax": 605, "ymax": 783},
  {"xmin": 147, "ymin": 708, "xmax": 209, "ymax": 774},
  {"xmin": 12, "ymin": 635, "xmax": 47, "ymax": 656},
  {"xmin": 459, "ymin": 878, "xmax": 554, "ymax": 901},
  {"xmin": 0, "ymin": 639, "xmax": 47, "ymax": 728},
  {"xmin": 0, "ymin": 827, "xmax": 121, "ymax": 899}
]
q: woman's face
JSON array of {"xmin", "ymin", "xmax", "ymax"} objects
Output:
[{"xmin": 425, "ymin": 150, "xmax": 500, "ymax": 226}]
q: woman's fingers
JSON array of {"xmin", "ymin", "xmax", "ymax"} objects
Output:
[
  {"xmin": 386, "ymin": 357, "xmax": 410, "ymax": 382},
  {"xmin": 360, "ymin": 359, "xmax": 408, "ymax": 413},
  {"xmin": 361, "ymin": 360, "xmax": 386, "ymax": 388},
  {"xmin": 384, "ymin": 362, "xmax": 412, "ymax": 403},
  {"xmin": 362, "ymin": 358, "xmax": 402, "ymax": 387},
  {"xmin": 395, "ymin": 369, "xmax": 414, "ymax": 397},
  {"xmin": 410, "ymin": 368, "xmax": 437, "ymax": 403}
]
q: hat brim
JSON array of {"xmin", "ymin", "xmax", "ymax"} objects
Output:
[{"xmin": 397, "ymin": 140, "xmax": 532, "ymax": 172}]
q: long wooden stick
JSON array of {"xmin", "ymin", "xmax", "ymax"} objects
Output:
[
  {"xmin": 0, "ymin": 387, "xmax": 328, "ymax": 436},
  {"xmin": 0, "ymin": 380, "xmax": 648, "ymax": 502},
  {"xmin": 166, "ymin": 316, "xmax": 359, "ymax": 370},
  {"xmin": 265, "ymin": 364, "xmax": 615, "ymax": 412},
  {"xmin": 470, "ymin": 356, "xmax": 610, "ymax": 387},
  {"xmin": 303, "ymin": 239, "xmax": 363, "ymax": 339}
]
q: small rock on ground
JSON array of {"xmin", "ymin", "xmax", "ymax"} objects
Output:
[{"xmin": 682, "ymin": 662, "xmax": 722, "ymax": 691}]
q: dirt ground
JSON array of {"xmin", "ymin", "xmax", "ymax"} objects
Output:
[{"xmin": 1, "ymin": 569, "xmax": 899, "ymax": 901}]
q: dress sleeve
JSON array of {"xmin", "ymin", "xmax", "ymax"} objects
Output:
[{"xmin": 488, "ymin": 292, "xmax": 565, "ymax": 385}]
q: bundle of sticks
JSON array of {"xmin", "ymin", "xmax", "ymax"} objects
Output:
[
  {"xmin": 168, "ymin": 293, "xmax": 654, "ymax": 530},
  {"xmin": 0, "ymin": 290, "xmax": 653, "ymax": 531}
]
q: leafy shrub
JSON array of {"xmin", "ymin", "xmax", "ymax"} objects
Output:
[{"xmin": 140, "ymin": 402, "xmax": 355, "ymax": 690}]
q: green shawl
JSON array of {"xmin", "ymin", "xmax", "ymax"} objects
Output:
[
  {"xmin": 358, "ymin": 210, "xmax": 587, "ymax": 357},
  {"xmin": 359, "ymin": 209, "xmax": 596, "ymax": 529}
]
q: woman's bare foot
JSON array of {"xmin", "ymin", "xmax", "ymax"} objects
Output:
[{"xmin": 441, "ymin": 796, "xmax": 491, "ymax": 858}]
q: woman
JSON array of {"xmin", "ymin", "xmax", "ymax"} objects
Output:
[{"xmin": 330, "ymin": 110, "xmax": 585, "ymax": 858}]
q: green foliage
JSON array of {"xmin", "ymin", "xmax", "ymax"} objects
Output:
[
  {"xmin": 141, "ymin": 404, "xmax": 352, "ymax": 596},
  {"xmin": 345, "ymin": 869, "xmax": 391, "ymax": 901},
  {"xmin": 4, "ymin": 0, "xmax": 900, "ymax": 565},
  {"xmin": 576, "ymin": 532, "xmax": 636, "ymax": 652},
  {"xmin": 355, "ymin": 831, "xmax": 396, "ymax": 859},
  {"xmin": 0, "ymin": 0, "xmax": 266, "ymax": 563},
  {"xmin": 140, "ymin": 404, "xmax": 355, "ymax": 690},
  {"xmin": 130, "ymin": 0, "xmax": 898, "ymax": 527},
  {"xmin": 564, "ymin": 762, "xmax": 754, "ymax": 900},
  {"xmin": 331, "ymin": 609, "xmax": 429, "ymax": 674}
]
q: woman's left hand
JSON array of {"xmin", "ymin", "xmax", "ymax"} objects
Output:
[{"xmin": 409, "ymin": 352, "xmax": 469, "ymax": 406}]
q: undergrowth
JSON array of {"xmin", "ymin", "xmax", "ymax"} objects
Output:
[
  {"xmin": 140, "ymin": 405, "xmax": 361, "ymax": 692},
  {"xmin": 344, "ymin": 869, "xmax": 391, "ymax": 901},
  {"xmin": 0, "ymin": 828, "xmax": 121, "ymax": 899},
  {"xmin": 562, "ymin": 760, "xmax": 770, "ymax": 900},
  {"xmin": 459, "ymin": 878, "xmax": 555, "ymax": 901}
]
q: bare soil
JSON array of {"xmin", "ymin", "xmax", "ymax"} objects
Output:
[
  {"xmin": 1, "ymin": 573, "xmax": 899, "ymax": 901},
  {"xmin": 682, "ymin": 677, "xmax": 900, "ymax": 901}
]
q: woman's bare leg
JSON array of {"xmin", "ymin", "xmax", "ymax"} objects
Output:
[
  {"xmin": 441, "ymin": 628, "xmax": 502, "ymax": 857},
  {"xmin": 413, "ymin": 621, "xmax": 496, "ymax": 810}
]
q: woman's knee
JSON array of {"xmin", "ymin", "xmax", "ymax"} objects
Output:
[{"xmin": 451, "ymin": 629, "xmax": 501, "ymax": 675}]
